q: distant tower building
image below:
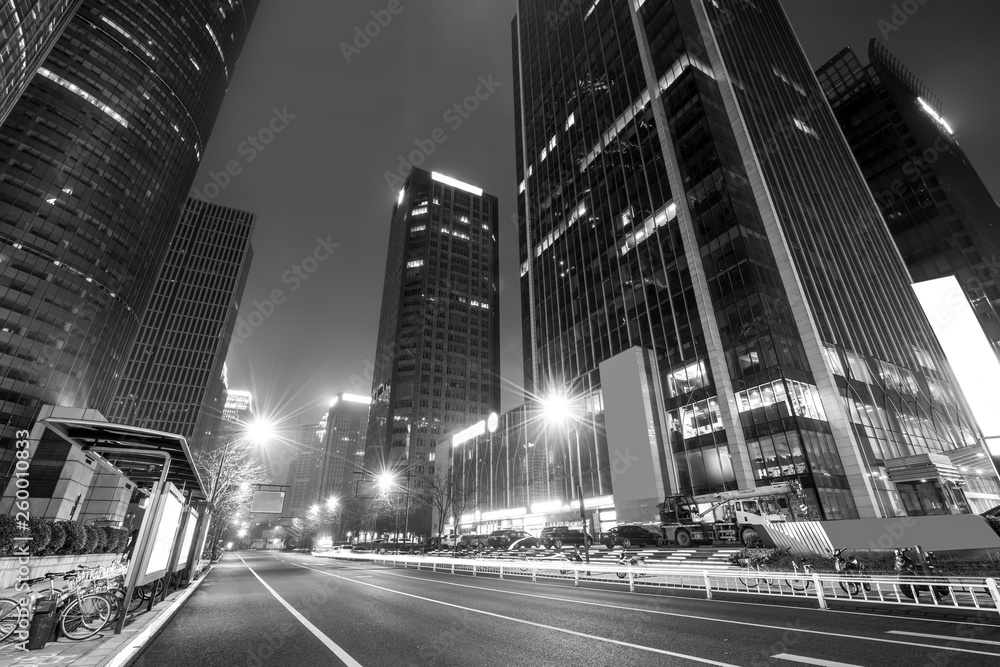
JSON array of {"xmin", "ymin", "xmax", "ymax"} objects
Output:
[
  {"xmin": 286, "ymin": 420, "xmax": 323, "ymax": 517},
  {"xmin": 0, "ymin": 1, "xmax": 259, "ymax": 483},
  {"xmin": 818, "ymin": 41, "xmax": 1000, "ymax": 360},
  {"xmin": 363, "ymin": 167, "xmax": 500, "ymax": 535},
  {"xmin": 223, "ymin": 390, "xmax": 254, "ymax": 425},
  {"xmin": 318, "ymin": 393, "xmax": 370, "ymax": 501},
  {"xmin": 0, "ymin": 0, "xmax": 82, "ymax": 126},
  {"xmin": 106, "ymin": 199, "xmax": 254, "ymax": 454}
]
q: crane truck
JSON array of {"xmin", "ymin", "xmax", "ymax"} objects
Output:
[{"xmin": 655, "ymin": 481, "xmax": 800, "ymax": 547}]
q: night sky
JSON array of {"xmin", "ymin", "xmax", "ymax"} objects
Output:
[{"xmin": 203, "ymin": 1, "xmax": 1000, "ymax": 458}]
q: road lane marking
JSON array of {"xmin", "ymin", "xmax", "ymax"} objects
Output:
[
  {"xmin": 317, "ymin": 564, "xmax": 1000, "ymax": 658},
  {"xmin": 887, "ymin": 630, "xmax": 1000, "ymax": 646},
  {"xmin": 293, "ymin": 563, "xmax": 737, "ymax": 666},
  {"xmin": 235, "ymin": 553, "xmax": 364, "ymax": 667},
  {"xmin": 773, "ymin": 655, "xmax": 863, "ymax": 666}
]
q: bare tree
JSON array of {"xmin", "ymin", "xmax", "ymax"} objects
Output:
[{"xmin": 194, "ymin": 447, "xmax": 269, "ymax": 553}]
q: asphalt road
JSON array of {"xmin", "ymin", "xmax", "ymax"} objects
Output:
[{"xmin": 134, "ymin": 551, "xmax": 1000, "ymax": 667}]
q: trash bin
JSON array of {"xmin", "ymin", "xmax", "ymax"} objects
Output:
[{"xmin": 27, "ymin": 598, "xmax": 59, "ymax": 650}]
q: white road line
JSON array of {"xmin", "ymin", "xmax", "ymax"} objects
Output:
[
  {"xmin": 293, "ymin": 563, "xmax": 737, "ymax": 666},
  {"xmin": 887, "ymin": 630, "xmax": 1000, "ymax": 646},
  {"xmin": 773, "ymin": 654, "xmax": 863, "ymax": 667},
  {"xmin": 329, "ymin": 565, "xmax": 1000, "ymax": 658},
  {"xmin": 235, "ymin": 553, "xmax": 364, "ymax": 667}
]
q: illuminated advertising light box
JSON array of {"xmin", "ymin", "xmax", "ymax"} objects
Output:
[
  {"xmin": 175, "ymin": 509, "xmax": 198, "ymax": 570},
  {"xmin": 913, "ymin": 276, "xmax": 1000, "ymax": 458},
  {"xmin": 145, "ymin": 485, "xmax": 184, "ymax": 579},
  {"xmin": 250, "ymin": 490, "xmax": 285, "ymax": 514}
]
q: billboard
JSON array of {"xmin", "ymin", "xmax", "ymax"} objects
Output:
[
  {"xmin": 144, "ymin": 484, "xmax": 183, "ymax": 579},
  {"xmin": 355, "ymin": 479, "xmax": 381, "ymax": 499},
  {"xmin": 250, "ymin": 490, "xmax": 286, "ymax": 514},
  {"xmin": 175, "ymin": 509, "xmax": 198, "ymax": 570}
]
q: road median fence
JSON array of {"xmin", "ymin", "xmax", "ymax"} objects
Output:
[{"xmin": 313, "ymin": 549, "xmax": 1000, "ymax": 616}]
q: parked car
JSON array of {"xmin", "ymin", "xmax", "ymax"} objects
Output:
[
  {"xmin": 458, "ymin": 534, "xmax": 489, "ymax": 549},
  {"xmin": 601, "ymin": 524, "xmax": 664, "ymax": 549},
  {"xmin": 486, "ymin": 529, "xmax": 537, "ymax": 549},
  {"xmin": 420, "ymin": 536, "xmax": 443, "ymax": 551},
  {"xmin": 540, "ymin": 526, "xmax": 594, "ymax": 548}
]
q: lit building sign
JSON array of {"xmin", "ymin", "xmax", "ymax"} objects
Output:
[
  {"xmin": 917, "ymin": 97, "xmax": 954, "ymax": 135},
  {"xmin": 452, "ymin": 420, "xmax": 486, "ymax": 447},
  {"xmin": 431, "ymin": 171, "xmax": 483, "ymax": 196}
]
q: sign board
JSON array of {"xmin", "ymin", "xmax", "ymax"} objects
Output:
[
  {"xmin": 250, "ymin": 490, "xmax": 286, "ymax": 514},
  {"xmin": 355, "ymin": 479, "xmax": 381, "ymax": 499},
  {"xmin": 143, "ymin": 483, "xmax": 184, "ymax": 582},
  {"xmin": 175, "ymin": 508, "xmax": 198, "ymax": 570}
]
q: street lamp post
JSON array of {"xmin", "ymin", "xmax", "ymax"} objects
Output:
[
  {"xmin": 543, "ymin": 393, "xmax": 590, "ymax": 565},
  {"xmin": 208, "ymin": 421, "xmax": 272, "ymax": 555}
]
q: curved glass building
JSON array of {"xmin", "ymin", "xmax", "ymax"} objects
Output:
[{"xmin": 0, "ymin": 1, "xmax": 259, "ymax": 474}]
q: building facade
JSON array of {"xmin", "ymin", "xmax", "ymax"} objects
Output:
[
  {"xmin": 0, "ymin": 0, "xmax": 259, "ymax": 483},
  {"xmin": 286, "ymin": 420, "xmax": 323, "ymax": 518},
  {"xmin": 105, "ymin": 199, "xmax": 255, "ymax": 453},
  {"xmin": 363, "ymin": 167, "xmax": 500, "ymax": 535},
  {"xmin": 486, "ymin": 0, "xmax": 995, "ymax": 529},
  {"xmin": 0, "ymin": 0, "xmax": 82, "ymax": 127},
  {"xmin": 318, "ymin": 393, "xmax": 370, "ymax": 501},
  {"xmin": 817, "ymin": 41, "xmax": 1000, "ymax": 362}
]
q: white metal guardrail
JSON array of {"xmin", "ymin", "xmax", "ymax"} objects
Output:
[{"xmin": 313, "ymin": 550, "xmax": 1000, "ymax": 616}]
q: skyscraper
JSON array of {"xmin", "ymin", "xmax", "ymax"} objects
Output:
[
  {"xmin": 286, "ymin": 420, "xmax": 323, "ymax": 518},
  {"xmin": 0, "ymin": 1, "xmax": 259, "ymax": 480},
  {"xmin": 105, "ymin": 198, "xmax": 255, "ymax": 453},
  {"xmin": 364, "ymin": 167, "xmax": 500, "ymax": 534},
  {"xmin": 817, "ymin": 41, "xmax": 1000, "ymax": 361},
  {"xmin": 505, "ymin": 0, "xmax": 992, "ymax": 523},
  {"xmin": 0, "ymin": 0, "xmax": 82, "ymax": 127},
  {"xmin": 318, "ymin": 393, "xmax": 370, "ymax": 501}
]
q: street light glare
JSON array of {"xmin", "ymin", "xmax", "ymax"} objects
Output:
[
  {"xmin": 377, "ymin": 472, "xmax": 396, "ymax": 492},
  {"xmin": 542, "ymin": 393, "xmax": 573, "ymax": 424},
  {"xmin": 245, "ymin": 418, "xmax": 275, "ymax": 444},
  {"xmin": 327, "ymin": 496, "xmax": 338, "ymax": 509}
]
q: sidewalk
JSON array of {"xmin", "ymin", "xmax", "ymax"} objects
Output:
[{"xmin": 0, "ymin": 565, "xmax": 213, "ymax": 667}]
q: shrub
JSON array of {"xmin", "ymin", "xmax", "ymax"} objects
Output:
[
  {"xmin": 59, "ymin": 521, "xmax": 88, "ymax": 555},
  {"xmin": 0, "ymin": 515, "xmax": 19, "ymax": 556},
  {"xmin": 104, "ymin": 527, "xmax": 128, "ymax": 553},
  {"xmin": 45, "ymin": 521, "xmax": 67, "ymax": 556},
  {"xmin": 27, "ymin": 516, "xmax": 51, "ymax": 556},
  {"xmin": 83, "ymin": 525, "xmax": 101, "ymax": 553},
  {"xmin": 743, "ymin": 533, "xmax": 764, "ymax": 548},
  {"xmin": 727, "ymin": 547, "xmax": 783, "ymax": 567}
]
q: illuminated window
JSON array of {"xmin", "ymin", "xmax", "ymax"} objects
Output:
[
  {"xmin": 541, "ymin": 148, "xmax": 547, "ymax": 162},
  {"xmin": 411, "ymin": 206, "xmax": 428, "ymax": 216},
  {"xmin": 519, "ymin": 180, "xmax": 526, "ymax": 194},
  {"xmin": 793, "ymin": 118, "xmax": 817, "ymax": 137},
  {"xmin": 37, "ymin": 67, "xmax": 129, "ymax": 129},
  {"xmin": 410, "ymin": 224, "xmax": 426, "ymax": 233},
  {"xmin": 407, "ymin": 259, "xmax": 424, "ymax": 268},
  {"xmin": 565, "ymin": 112, "xmax": 575, "ymax": 130}
]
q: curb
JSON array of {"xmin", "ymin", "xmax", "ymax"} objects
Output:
[{"xmin": 101, "ymin": 565, "xmax": 215, "ymax": 667}]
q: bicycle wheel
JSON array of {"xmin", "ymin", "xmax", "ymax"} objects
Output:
[
  {"xmin": 738, "ymin": 571, "xmax": 760, "ymax": 588},
  {"xmin": 756, "ymin": 566, "xmax": 776, "ymax": 587},
  {"xmin": 784, "ymin": 575, "xmax": 812, "ymax": 591},
  {"xmin": 0, "ymin": 597, "xmax": 24, "ymax": 642},
  {"xmin": 60, "ymin": 595, "xmax": 112, "ymax": 640},
  {"xmin": 127, "ymin": 586, "xmax": 146, "ymax": 613}
]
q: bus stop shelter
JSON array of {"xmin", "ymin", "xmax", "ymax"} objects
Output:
[{"xmin": 41, "ymin": 418, "xmax": 209, "ymax": 633}]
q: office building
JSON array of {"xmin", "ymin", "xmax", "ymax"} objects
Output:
[
  {"xmin": 0, "ymin": 0, "xmax": 82, "ymax": 127},
  {"xmin": 105, "ymin": 199, "xmax": 255, "ymax": 453},
  {"xmin": 318, "ymin": 393, "xmax": 370, "ymax": 501},
  {"xmin": 0, "ymin": 1, "xmax": 259, "ymax": 483},
  {"xmin": 364, "ymin": 167, "xmax": 500, "ymax": 535},
  {"xmin": 458, "ymin": 0, "xmax": 997, "ymax": 530},
  {"xmin": 817, "ymin": 41, "xmax": 1000, "ymax": 361},
  {"xmin": 286, "ymin": 420, "xmax": 323, "ymax": 518}
]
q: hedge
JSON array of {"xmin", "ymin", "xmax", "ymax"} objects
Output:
[{"xmin": 0, "ymin": 517, "xmax": 129, "ymax": 557}]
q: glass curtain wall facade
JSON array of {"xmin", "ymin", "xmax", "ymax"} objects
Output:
[
  {"xmin": 0, "ymin": 1, "xmax": 258, "ymax": 481},
  {"xmin": 817, "ymin": 42, "xmax": 1000, "ymax": 361},
  {"xmin": 364, "ymin": 167, "xmax": 500, "ymax": 535},
  {"xmin": 105, "ymin": 199, "xmax": 255, "ymax": 453},
  {"xmin": 318, "ymin": 393, "xmax": 370, "ymax": 501},
  {"xmin": 511, "ymin": 0, "xmax": 985, "ymax": 521},
  {"xmin": 0, "ymin": 0, "xmax": 82, "ymax": 127}
]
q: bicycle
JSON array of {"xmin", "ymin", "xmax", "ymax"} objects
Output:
[
  {"xmin": 831, "ymin": 547, "xmax": 870, "ymax": 596},
  {"xmin": 783, "ymin": 555, "xmax": 815, "ymax": 591},
  {"xmin": 11, "ymin": 570, "xmax": 112, "ymax": 641},
  {"xmin": 737, "ymin": 558, "xmax": 776, "ymax": 588},
  {"xmin": 0, "ymin": 596, "xmax": 26, "ymax": 642}
]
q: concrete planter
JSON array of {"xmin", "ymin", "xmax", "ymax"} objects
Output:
[{"xmin": 0, "ymin": 552, "xmax": 122, "ymax": 592}]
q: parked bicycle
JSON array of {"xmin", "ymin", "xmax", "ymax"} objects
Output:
[
  {"xmin": 831, "ymin": 547, "xmax": 870, "ymax": 596},
  {"xmin": 11, "ymin": 569, "xmax": 112, "ymax": 641},
  {"xmin": 737, "ymin": 558, "xmax": 776, "ymax": 589},
  {"xmin": 783, "ymin": 552, "xmax": 815, "ymax": 591}
]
